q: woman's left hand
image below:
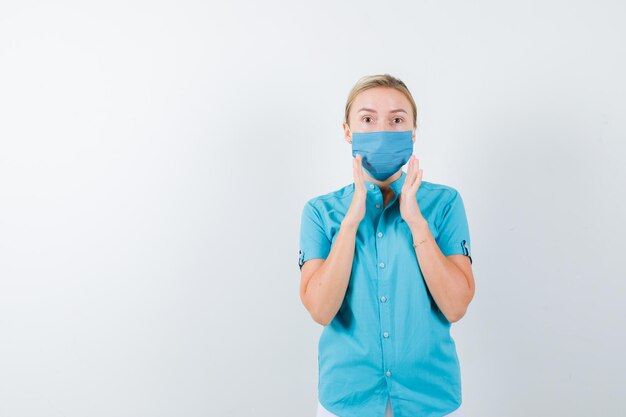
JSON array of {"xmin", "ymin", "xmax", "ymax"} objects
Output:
[{"xmin": 399, "ymin": 155, "xmax": 426, "ymax": 226}]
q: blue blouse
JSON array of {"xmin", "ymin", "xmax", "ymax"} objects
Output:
[{"xmin": 298, "ymin": 170, "xmax": 473, "ymax": 417}]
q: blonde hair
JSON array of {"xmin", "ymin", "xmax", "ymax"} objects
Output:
[{"xmin": 344, "ymin": 74, "xmax": 418, "ymax": 129}]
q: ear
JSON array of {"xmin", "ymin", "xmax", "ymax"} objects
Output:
[{"xmin": 342, "ymin": 121, "xmax": 352, "ymax": 144}]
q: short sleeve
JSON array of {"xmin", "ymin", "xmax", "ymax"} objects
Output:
[
  {"xmin": 435, "ymin": 190, "xmax": 473, "ymax": 264},
  {"xmin": 298, "ymin": 201, "xmax": 331, "ymax": 271}
]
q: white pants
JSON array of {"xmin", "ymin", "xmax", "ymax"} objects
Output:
[{"xmin": 316, "ymin": 397, "xmax": 467, "ymax": 417}]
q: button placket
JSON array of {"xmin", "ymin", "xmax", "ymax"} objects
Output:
[{"xmin": 375, "ymin": 211, "xmax": 395, "ymax": 386}]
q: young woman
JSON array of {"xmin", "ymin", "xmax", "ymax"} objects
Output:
[{"xmin": 298, "ymin": 74, "xmax": 474, "ymax": 417}]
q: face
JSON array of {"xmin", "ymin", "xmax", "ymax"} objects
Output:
[{"xmin": 343, "ymin": 86, "xmax": 416, "ymax": 144}]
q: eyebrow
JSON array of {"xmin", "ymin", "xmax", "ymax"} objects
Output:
[{"xmin": 357, "ymin": 107, "xmax": 408, "ymax": 114}]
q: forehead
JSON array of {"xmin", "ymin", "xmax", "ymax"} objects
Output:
[{"xmin": 353, "ymin": 87, "xmax": 410, "ymax": 111}]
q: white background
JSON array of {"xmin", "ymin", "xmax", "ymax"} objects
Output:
[{"xmin": 1, "ymin": 1, "xmax": 625, "ymax": 416}]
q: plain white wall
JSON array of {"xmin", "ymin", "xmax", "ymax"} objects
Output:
[{"xmin": 1, "ymin": 1, "xmax": 625, "ymax": 416}]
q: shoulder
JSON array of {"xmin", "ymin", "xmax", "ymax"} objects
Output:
[
  {"xmin": 418, "ymin": 180, "xmax": 461, "ymax": 205},
  {"xmin": 304, "ymin": 182, "xmax": 355, "ymax": 211}
]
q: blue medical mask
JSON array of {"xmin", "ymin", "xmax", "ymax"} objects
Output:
[{"xmin": 350, "ymin": 128, "xmax": 414, "ymax": 181}]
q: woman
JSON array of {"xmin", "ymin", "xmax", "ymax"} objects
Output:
[{"xmin": 298, "ymin": 74, "xmax": 474, "ymax": 417}]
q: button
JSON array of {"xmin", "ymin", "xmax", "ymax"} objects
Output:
[
  {"xmin": 375, "ymin": 204, "xmax": 381, "ymax": 209},
  {"xmin": 383, "ymin": 332, "xmax": 389, "ymax": 338},
  {"xmin": 379, "ymin": 262, "xmax": 385, "ymax": 269},
  {"xmin": 377, "ymin": 232, "xmax": 383, "ymax": 238},
  {"xmin": 385, "ymin": 371, "xmax": 392, "ymax": 377},
  {"xmin": 369, "ymin": 184, "xmax": 375, "ymax": 189},
  {"xmin": 380, "ymin": 296, "xmax": 387, "ymax": 303}
]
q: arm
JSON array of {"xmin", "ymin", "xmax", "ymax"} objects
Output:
[
  {"xmin": 298, "ymin": 154, "xmax": 368, "ymax": 326},
  {"xmin": 399, "ymin": 155, "xmax": 475, "ymax": 323},
  {"xmin": 299, "ymin": 220, "xmax": 358, "ymax": 326},
  {"xmin": 408, "ymin": 218, "xmax": 475, "ymax": 323}
]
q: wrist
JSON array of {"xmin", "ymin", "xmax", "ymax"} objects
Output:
[
  {"xmin": 409, "ymin": 218, "xmax": 432, "ymax": 250},
  {"xmin": 340, "ymin": 219, "xmax": 360, "ymax": 233},
  {"xmin": 407, "ymin": 216, "xmax": 428, "ymax": 232}
]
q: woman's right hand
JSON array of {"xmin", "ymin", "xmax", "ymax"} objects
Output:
[{"xmin": 342, "ymin": 153, "xmax": 367, "ymax": 229}]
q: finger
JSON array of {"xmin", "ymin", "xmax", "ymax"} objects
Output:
[
  {"xmin": 404, "ymin": 156, "xmax": 414, "ymax": 187},
  {"xmin": 412, "ymin": 167, "xmax": 423, "ymax": 192},
  {"xmin": 354, "ymin": 154, "xmax": 364, "ymax": 189},
  {"xmin": 402, "ymin": 157, "xmax": 410, "ymax": 190},
  {"xmin": 413, "ymin": 158, "xmax": 421, "ymax": 181},
  {"xmin": 406, "ymin": 155, "xmax": 413, "ymax": 178}
]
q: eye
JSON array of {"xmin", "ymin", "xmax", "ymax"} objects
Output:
[
  {"xmin": 362, "ymin": 116, "xmax": 373, "ymax": 123},
  {"xmin": 393, "ymin": 117, "xmax": 403, "ymax": 123}
]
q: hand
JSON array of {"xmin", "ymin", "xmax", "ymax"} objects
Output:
[
  {"xmin": 343, "ymin": 153, "xmax": 367, "ymax": 229},
  {"xmin": 399, "ymin": 155, "xmax": 426, "ymax": 226}
]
